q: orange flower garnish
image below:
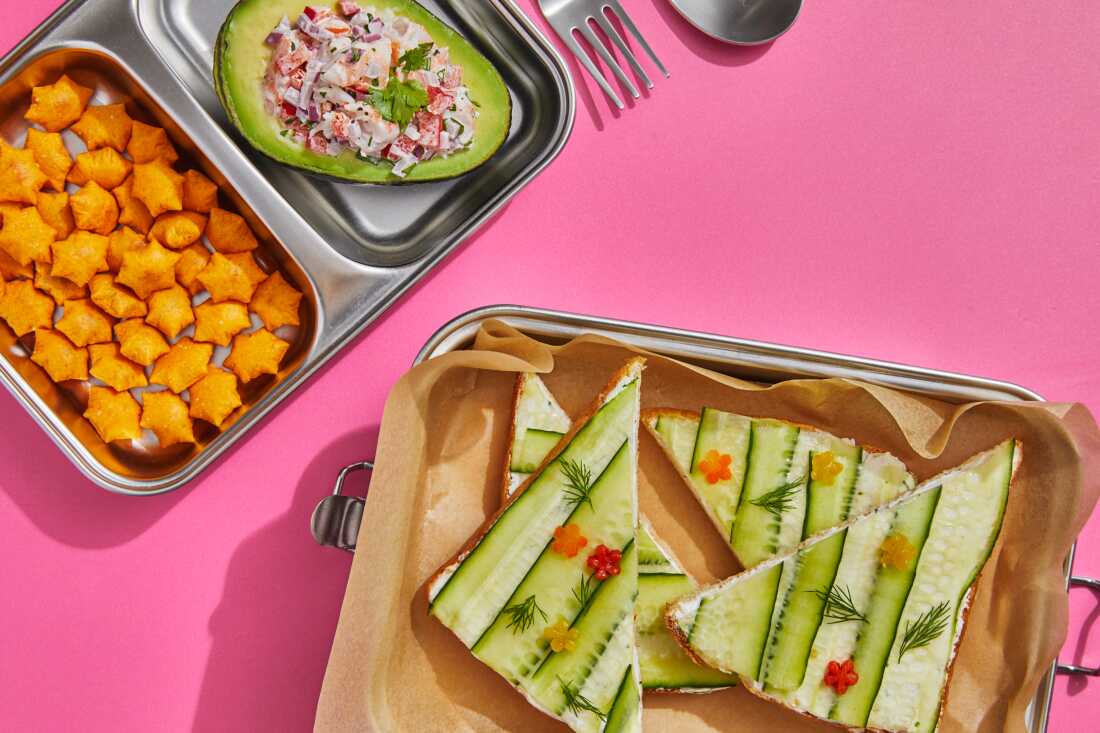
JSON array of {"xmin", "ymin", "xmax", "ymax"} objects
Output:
[
  {"xmin": 698, "ymin": 449, "xmax": 733, "ymax": 484},
  {"xmin": 880, "ymin": 533, "xmax": 917, "ymax": 571},
  {"xmin": 552, "ymin": 524, "xmax": 588, "ymax": 558},
  {"xmin": 542, "ymin": 619, "xmax": 579, "ymax": 653},
  {"xmin": 811, "ymin": 451, "xmax": 843, "ymax": 484}
]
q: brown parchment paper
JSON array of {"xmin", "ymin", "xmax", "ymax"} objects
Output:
[{"xmin": 315, "ymin": 321, "xmax": 1100, "ymax": 733}]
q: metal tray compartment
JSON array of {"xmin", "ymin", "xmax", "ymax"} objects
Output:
[
  {"xmin": 314, "ymin": 305, "xmax": 1074, "ymax": 733},
  {"xmin": 139, "ymin": 0, "xmax": 573, "ymax": 267},
  {"xmin": 0, "ymin": 2, "xmax": 573, "ymax": 493}
]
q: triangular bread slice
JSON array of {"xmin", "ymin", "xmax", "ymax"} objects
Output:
[
  {"xmin": 429, "ymin": 360, "xmax": 644, "ymax": 733},
  {"xmin": 666, "ymin": 440, "xmax": 1020, "ymax": 733},
  {"xmin": 504, "ymin": 374, "xmax": 736, "ymax": 693},
  {"xmin": 644, "ymin": 408, "xmax": 915, "ymax": 570}
]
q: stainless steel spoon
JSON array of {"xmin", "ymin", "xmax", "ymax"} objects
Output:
[{"xmin": 668, "ymin": 0, "xmax": 802, "ymax": 45}]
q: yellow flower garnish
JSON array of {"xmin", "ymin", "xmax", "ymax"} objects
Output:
[
  {"xmin": 542, "ymin": 619, "xmax": 579, "ymax": 653},
  {"xmin": 811, "ymin": 451, "xmax": 843, "ymax": 484},
  {"xmin": 880, "ymin": 533, "xmax": 917, "ymax": 571}
]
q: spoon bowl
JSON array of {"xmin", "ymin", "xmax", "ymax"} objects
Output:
[{"xmin": 669, "ymin": 0, "xmax": 802, "ymax": 45}]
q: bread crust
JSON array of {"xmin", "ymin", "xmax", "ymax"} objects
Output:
[{"xmin": 498, "ymin": 372, "xmax": 530, "ymax": 501}]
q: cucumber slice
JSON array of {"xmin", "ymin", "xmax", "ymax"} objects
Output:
[
  {"xmin": 729, "ymin": 420, "xmax": 801, "ymax": 567},
  {"xmin": 604, "ymin": 666, "xmax": 642, "ymax": 733},
  {"xmin": 650, "ymin": 410, "xmax": 701, "ymax": 469},
  {"xmin": 505, "ymin": 373, "xmax": 572, "ymax": 494},
  {"xmin": 685, "ymin": 408, "xmax": 754, "ymax": 547},
  {"xmin": 513, "ymin": 429, "xmax": 565, "ymax": 473},
  {"xmin": 637, "ymin": 522, "xmax": 679, "ymax": 575}
]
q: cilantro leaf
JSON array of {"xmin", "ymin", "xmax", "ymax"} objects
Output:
[
  {"xmin": 368, "ymin": 77, "xmax": 428, "ymax": 129},
  {"xmin": 398, "ymin": 42, "xmax": 435, "ymax": 72}
]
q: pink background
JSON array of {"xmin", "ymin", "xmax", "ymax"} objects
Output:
[{"xmin": 2, "ymin": 1, "xmax": 1098, "ymax": 731}]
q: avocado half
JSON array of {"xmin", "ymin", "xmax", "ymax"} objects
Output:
[{"xmin": 213, "ymin": 0, "xmax": 512, "ymax": 184}]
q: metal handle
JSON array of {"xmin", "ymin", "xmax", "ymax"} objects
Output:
[
  {"xmin": 310, "ymin": 461, "xmax": 372, "ymax": 552},
  {"xmin": 1057, "ymin": 576, "xmax": 1100, "ymax": 676}
]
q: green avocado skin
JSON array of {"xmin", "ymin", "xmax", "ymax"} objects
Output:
[{"xmin": 213, "ymin": 0, "xmax": 512, "ymax": 184}]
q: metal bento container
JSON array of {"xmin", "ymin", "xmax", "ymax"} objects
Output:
[
  {"xmin": 311, "ymin": 304, "xmax": 1099, "ymax": 733},
  {"xmin": 0, "ymin": 2, "xmax": 574, "ymax": 494}
]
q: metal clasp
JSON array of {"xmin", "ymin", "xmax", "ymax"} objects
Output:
[
  {"xmin": 310, "ymin": 461, "xmax": 372, "ymax": 552},
  {"xmin": 1057, "ymin": 576, "xmax": 1100, "ymax": 676}
]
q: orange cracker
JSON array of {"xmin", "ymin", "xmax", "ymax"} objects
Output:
[
  {"xmin": 34, "ymin": 261, "xmax": 86, "ymax": 304},
  {"xmin": 131, "ymin": 159, "xmax": 183, "ymax": 218},
  {"xmin": 105, "ymin": 226, "xmax": 145, "ymax": 273},
  {"xmin": 126, "ymin": 121, "xmax": 178, "ymax": 164},
  {"xmin": 0, "ymin": 280, "xmax": 54, "ymax": 336},
  {"xmin": 84, "ymin": 386, "xmax": 142, "ymax": 443},
  {"xmin": 24, "ymin": 74, "xmax": 94, "ymax": 132},
  {"xmin": 116, "ymin": 239, "xmax": 180, "ymax": 299},
  {"xmin": 89, "ymin": 273, "xmax": 146, "ymax": 319},
  {"xmin": 0, "ymin": 205, "xmax": 56, "ymax": 265},
  {"xmin": 36, "ymin": 191, "xmax": 75, "ymax": 239},
  {"xmin": 149, "ymin": 337, "xmax": 212, "ymax": 393},
  {"xmin": 182, "ymin": 170, "xmax": 218, "ymax": 213},
  {"xmin": 148, "ymin": 211, "xmax": 207, "ymax": 250},
  {"xmin": 51, "ymin": 230, "xmax": 109, "ymax": 287},
  {"xmin": 251, "ymin": 272, "xmax": 302, "ymax": 331},
  {"xmin": 189, "ymin": 367, "xmax": 242, "ymax": 427},
  {"xmin": 24, "ymin": 129, "xmax": 72, "ymax": 192},
  {"xmin": 193, "ymin": 301, "xmax": 250, "ymax": 346},
  {"xmin": 31, "ymin": 328, "xmax": 88, "ymax": 382},
  {"xmin": 0, "ymin": 142, "xmax": 48, "ymax": 205},
  {"xmin": 196, "ymin": 252, "xmax": 257, "ymax": 303},
  {"xmin": 175, "ymin": 243, "xmax": 210, "ymax": 295},
  {"xmin": 205, "ymin": 207, "xmax": 258, "ymax": 253},
  {"xmin": 115, "ymin": 318, "xmax": 170, "ymax": 367},
  {"xmin": 140, "ymin": 390, "xmax": 195, "ymax": 447},
  {"xmin": 224, "ymin": 328, "xmax": 289, "ymax": 383},
  {"xmin": 70, "ymin": 181, "xmax": 119, "ymax": 235},
  {"xmin": 89, "ymin": 342, "xmax": 148, "ymax": 391},
  {"xmin": 67, "ymin": 147, "xmax": 133, "ymax": 190},
  {"xmin": 112, "ymin": 176, "xmax": 154, "ymax": 234},
  {"xmin": 0, "ymin": 247, "xmax": 32, "ymax": 280},
  {"xmin": 56, "ymin": 298, "xmax": 114, "ymax": 347},
  {"xmin": 71, "ymin": 103, "xmax": 133, "ymax": 152},
  {"xmin": 145, "ymin": 284, "xmax": 194, "ymax": 340}
]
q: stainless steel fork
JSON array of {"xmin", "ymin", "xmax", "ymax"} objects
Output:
[{"xmin": 537, "ymin": 0, "xmax": 669, "ymax": 109}]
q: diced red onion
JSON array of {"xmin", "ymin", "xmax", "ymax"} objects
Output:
[
  {"xmin": 364, "ymin": 32, "xmax": 381, "ymax": 42},
  {"xmin": 368, "ymin": 18, "xmax": 384, "ymax": 34},
  {"xmin": 265, "ymin": 32, "xmax": 283, "ymax": 46},
  {"xmin": 308, "ymin": 104, "xmax": 320, "ymax": 122}
]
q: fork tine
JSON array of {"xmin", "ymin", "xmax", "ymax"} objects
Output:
[
  {"xmin": 577, "ymin": 23, "xmax": 640, "ymax": 100},
  {"xmin": 592, "ymin": 10, "xmax": 652, "ymax": 90},
  {"xmin": 604, "ymin": 0, "xmax": 669, "ymax": 78},
  {"xmin": 564, "ymin": 31, "xmax": 625, "ymax": 110}
]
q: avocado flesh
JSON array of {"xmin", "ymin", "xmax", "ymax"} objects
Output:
[{"xmin": 214, "ymin": 0, "xmax": 511, "ymax": 184}]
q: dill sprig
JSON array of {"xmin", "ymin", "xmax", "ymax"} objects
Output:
[
  {"xmin": 572, "ymin": 573, "xmax": 597, "ymax": 608},
  {"xmin": 898, "ymin": 600, "xmax": 952, "ymax": 661},
  {"xmin": 809, "ymin": 584, "xmax": 868, "ymax": 624},
  {"xmin": 503, "ymin": 595, "xmax": 547, "ymax": 634},
  {"xmin": 561, "ymin": 459, "xmax": 595, "ymax": 510},
  {"xmin": 750, "ymin": 474, "xmax": 806, "ymax": 519},
  {"xmin": 558, "ymin": 677, "xmax": 606, "ymax": 721}
]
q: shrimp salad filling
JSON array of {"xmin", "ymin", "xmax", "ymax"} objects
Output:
[{"xmin": 263, "ymin": 2, "xmax": 479, "ymax": 177}]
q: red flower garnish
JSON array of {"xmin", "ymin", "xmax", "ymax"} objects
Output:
[
  {"xmin": 586, "ymin": 544, "xmax": 622, "ymax": 580},
  {"xmin": 552, "ymin": 524, "xmax": 588, "ymax": 558},
  {"xmin": 698, "ymin": 449, "xmax": 733, "ymax": 485},
  {"xmin": 824, "ymin": 659, "xmax": 859, "ymax": 695}
]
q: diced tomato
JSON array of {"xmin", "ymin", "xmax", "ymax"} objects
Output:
[
  {"xmin": 380, "ymin": 144, "xmax": 392, "ymax": 159},
  {"xmin": 303, "ymin": 6, "xmax": 318, "ymax": 20},
  {"xmin": 427, "ymin": 86, "xmax": 454, "ymax": 115},
  {"xmin": 281, "ymin": 100, "xmax": 298, "ymax": 118},
  {"xmin": 415, "ymin": 111, "xmax": 442, "ymax": 149}
]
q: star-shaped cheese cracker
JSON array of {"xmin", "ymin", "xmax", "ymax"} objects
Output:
[
  {"xmin": 56, "ymin": 298, "xmax": 113, "ymax": 346},
  {"xmin": 251, "ymin": 272, "xmax": 303, "ymax": 331},
  {"xmin": 149, "ymin": 211, "xmax": 206, "ymax": 250},
  {"xmin": 0, "ymin": 142, "xmax": 48, "ymax": 206},
  {"xmin": 145, "ymin": 284, "xmax": 194, "ymax": 340},
  {"xmin": 140, "ymin": 390, "xmax": 195, "ymax": 447},
  {"xmin": 224, "ymin": 328, "xmax": 289, "ymax": 383},
  {"xmin": 182, "ymin": 170, "xmax": 218, "ymax": 213},
  {"xmin": 132, "ymin": 159, "xmax": 183, "ymax": 218},
  {"xmin": 206, "ymin": 208, "xmax": 258, "ymax": 253},
  {"xmin": 84, "ymin": 386, "xmax": 142, "ymax": 443},
  {"xmin": 25, "ymin": 129, "xmax": 72, "ymax": 192},
  {"xmin": 25, "ymin": 75, "xmax": 94, "ymax": 131},
  {"xmin": 193, "ymin": 301, "xmax": 251, "ymax": 346},
  {"xmin": 0, "ymin": 280, "xmax": 54, "ymax": 335},
  {"xmin": 31, "ymin": 328, "xmax": 88, "ymax": 382},
  {"xmin": 117, "ymin": 239, "xmax": 180, "ymax": 299},
  {"xmin": 149, "ymin": 337, "xmax": 212, "ymax": 393},
  {"xmin": 89, "ymin": 273, "xmax": 146, "ymax": 319},
  {"xmin": 112, "ymin": 176, "xmax": 153, "ymax": 234},
  {"xmin": 126, "ymin": 121, "xmax": 178, "ymax": 165},
  {"xmin": 70, "ymin": 181, "xmax": 119, "ymax": 235},
  {"xmin": 115, "ymin": 318, "xmax": 170, "ymax": 367},
  {"xmin": 71, "ymin": 103, "xmax": 133, "ymax": 152},
  {"xmin": 89, "ymin": 342, "xmax": 148, "ymax": 391},
  {"xmin": 35, "ymin": 261, "xmax": 86, "ymax": 304},
  {"xmin": 106, "ymin": 226, "xmax": 145, "ymax": 273},
  {"xmin": 189, "ymin": 367, "xmax": 242, "ymax": 428},
  {"xmin": 174, "ymin": 243, "xmax": 210, "ymax": 295},
  {"xmin": 0, "ymin": 247, "xmax": 32, "ymax": 280},
  {"xmin": 196, "ymin": 252, "xmax": 259, "ymax": 303},
  {"xmin": 67, "ymin": 147, "xmax": 133, "ymax": 190},
  {"xmin": 36, "ymin": 191, "xmax": 75, "ymax": 239},
  {"xmin": 51, "ymin": 230, "xmax": 109, "ymax": 286},
  {"xmin": 0, "ymin": 205, "xmax": 56, "ymax": 265}
]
